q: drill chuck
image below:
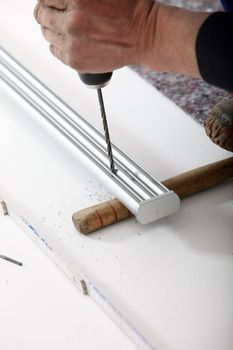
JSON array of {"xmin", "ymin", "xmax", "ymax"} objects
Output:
[{"xmin": 78, "ymin": 72, "xmax": 112, "ymax": 89}]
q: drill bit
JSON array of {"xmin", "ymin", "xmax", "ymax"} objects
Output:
[{"xmin": 97, "ymin": 88, "xmax": 116, "ymax": 174}]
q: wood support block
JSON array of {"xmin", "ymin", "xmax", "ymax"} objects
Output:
[
  {"xmin": 72, "ymin": 157, "xmax": 233, "ymax": 234},
  {"xmin": 72, "ymin": 199, "xmax": 132, "ymax": 234}
]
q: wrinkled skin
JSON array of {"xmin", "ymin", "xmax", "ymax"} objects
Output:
[{"xmin": 34, "ymin": 0, "xmax": 159, "ymax": 73}]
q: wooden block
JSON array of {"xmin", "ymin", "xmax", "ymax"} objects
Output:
[
  {"xmin": 73, "ymin": 157, "xmax": 233, "ymax": 234},
  {"xmin": 72, "ymin": 199, "xmax": 132, "ymax": 234}
]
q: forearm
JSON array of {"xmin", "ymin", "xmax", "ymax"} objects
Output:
[
  {"xmin": 196, "ymin": 12, "xmax": 233, "ymax": 90},
  {"xmin": 144, "ymin": 4, "xmax": 210, "ymax": 78},
  {"xmin": 145, "ymin": 4, "xmax": 233, "ymax": 91}
]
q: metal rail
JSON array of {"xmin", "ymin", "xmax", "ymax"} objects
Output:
[{"xmin": 0, "ymin": 47, "xmax": 180, "ymax": 223}]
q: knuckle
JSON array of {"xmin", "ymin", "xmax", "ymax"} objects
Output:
[{"xmin": 34, "ymin": 4, "xmax": 55, "ymax": 28}]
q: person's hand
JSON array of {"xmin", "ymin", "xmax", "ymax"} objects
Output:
[{"xmin": 34, "ymin": 0, "xmax": 159, "ymax": 73}]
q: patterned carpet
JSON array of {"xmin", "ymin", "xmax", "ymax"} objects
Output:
[{"xmin": 133, "ymin": 0, "xmax": 231, "ymax": 124}]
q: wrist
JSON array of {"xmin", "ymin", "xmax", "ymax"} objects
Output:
[
  {"xmin": 142, "ymin": 4, "xmax": 210, "ymax": 77},
  {"xmin": 133, "ymin": 0, "xmax": 160, "ymax": 66}
]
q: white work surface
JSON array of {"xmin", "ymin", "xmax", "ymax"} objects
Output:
[
  {"xmin": 0, "ymin": 2, "xmax": 233, "ymax": 350},
  {"xmin": 0, "ymin": 216, "xmax": 136, "ymax": 350}
]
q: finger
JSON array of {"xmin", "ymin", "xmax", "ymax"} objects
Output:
[
  {"xmin": 49, "ymin": 44, "xmax": 70, "ymax": 67},
  {"xmin": 34, "ymin": 2, "xmax": 41, "ymax": 23},
  {"xmin": 35, "ymin": 3, "xmax": 65, "ymax": 33},
  {"xmin": 41, "ymin": 26, "xmax": 64, "ymax": 46},
  {"xmin": 41, "ymin": 0, "xmax": 67, "ymax": 10}
]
